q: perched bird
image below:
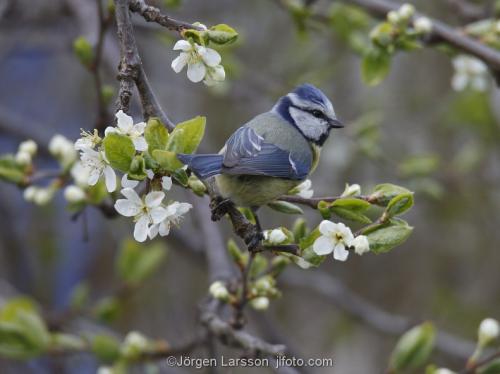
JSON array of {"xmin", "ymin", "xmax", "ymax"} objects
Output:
[{"xmin": 178, "ymin": 83, "xmax": 343, "ymax": 244}]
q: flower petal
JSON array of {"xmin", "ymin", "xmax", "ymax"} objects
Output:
[
  {"xmin": 133, "ymin": 137, "xmax": 148, "ymax": 152},
  {"xmin": 318, "ymin": 220, "xmax": 337, "ymax": 236},
  {"xmin": 133, "ymin": 122, "xmax": 146, "ymax": 134},
  {"xmin": 199, "ymin": 47, "xmax": 221, "ymax": 67},
  {"xmin": 103, "ymin": 166, "xmax": 117, "ymax": 192},
  {"xmin": 187, "ymin": 62, "xmax": 206, "ymax": 83},
  {"xmin": 134, "ymin": 215, "xmax": 150, "ymax": 242},
  {"xmin": 88, "ymin": 169, "xmax": 101, "ymax": 186},
  {"xmin": 145, "ymin": 191, "xmax": 165, "ymax": 207},
  {"xmin": 149, "ymin": 224, "xmax": 159, "ymax": 239},
  {"xmin": 161, "ymin": 176, "xmax": 172, "ymax": 191},
  {"xmin": 333, "ymin": 243, "xmax": 349, "ymax": 261},
  {"xmin": 115, "ymin": 110, "xmax": 133, "ymax": 132},
  {"xmin": 171, "ymin": 53, "xmax": 189, "ymax": 73},
  {"xmin": 104, "ymin": 127, "xmax": 118, "ymax": 137},
  {"xmin": 159, "ymin": 221, "xmax": 171, "ymax": 236},
  {"xmin": 150, "ymin": 207, "xmax": 168, "ymax": 224},
  {"xmin": 313, "ymin": 236, "xmax": 334, "ymax": 255},
  {"xmin": 114, "ymin": 199, "xmax": 141, "ymax": 217},
  {"xmin": 121, "ymin": 174, "xmax": 139, "ymax": 189},
  {"xmin": 173, "ymin": 40, "xmax": 192, "ymax": 51},
  {"xmin": 121, "ymin": 187, "xmax": 142, "ymax": 206}
]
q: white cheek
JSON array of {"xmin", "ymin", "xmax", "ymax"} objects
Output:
[{"xmin": 289, "ymin": 107, "xmax": 328, "ymax": 141}]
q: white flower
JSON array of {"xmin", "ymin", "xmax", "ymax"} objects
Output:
[
  {"xmin": 64, "ymin": 185, "xmax": 86, "ymax": 203},
  {"xmin": 171, "ymin": 40, "xmax": 225, "ymax": 85},
  {"xmin": 15, "ymin": 151, "xmax": 32, "ymax": 165},
  {"xmin": 352, "ymin": 235, "xmax": 370, "ymax": 255},
  {"xmin": 452, "ymin": 55, "xmax": 489, "ymax": 92},
  {"xmin": 105, "ymin": 111, "xmax": 147, "ymax": 152},
  {"xmin": 251, "ymin": 297, "xmax": 270, "ymax": 311},
  {"xmin": 149, "ymin": 201, "xmax": 192, "ymax": 238},
  {"xmin": 79, "ymin": 147, "xmax": 116, "ymax": 192},
  {"xmin": 478, "ymin": 318, "xmax": 499, "ymax": 346},
  {"xmin": 313, "ymin": 221, "xmax": 354, "ymax": 261},
  {"xmin": 265, "ymin": 229, "xmax": 287, "ymax": 244},
  {"xmin": 49, "ymin": 134, "xmax": 77, "ymax": 168},
  {"xmin": 32, "ymin": 187, "xmax": 55, "ymax": 206},
  {"xmin": 387, "ymin": 10, "xmax": 400, "ymax": 24},
  {"xmin": 19, "ymin": 140, "xmax": 37, "ymax": 156},
  {"xmin": 75, "ymin": 129, "xmax": 101, "ymax": 151},
  {"xmin": 209, "ymin": 281, "xmax": 229, "ymax": 300},
  {"xmin": 398, "ymin": 3, "xmax": 415, "ymax": 19},
  {"xmin": 97, "ymin": 367, "xmax": 113, "ymax": 374},
  {"xmin": 121, "ymin": 331, "xmax": 148, "ymax": 358},
  {"xmin": 414, "ymin": 17, "xmax": 432, "ymax": 34},
  {"xmin": 114, "ymin": 188, "xmax": 169, "ymax": 242},
  {"xmin": 70, "ymin": 162, "xmax": 91, "ymax": 187},
  {"xmin": 341, "ymin": 183, "xmax": 361, "ymax": 197},
  {"xmin": 23, "ymin": 186, "xmax": 37, "ymax": 202},
  {"xmin": 435, "ymin": 369, "xmax": 456, "ymax": 374},
  {"xmin": 294, "ymin": 179, "xmax": 314, "ymax": 198}
]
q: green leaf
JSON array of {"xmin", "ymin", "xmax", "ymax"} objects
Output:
[
  {"xmin": 152, "ymin": 150, "xmax": 180, "ymax": 171},
  {"xmin": 91, "ymin": 334, "xmax": 120, "ymax": 363},
  {"xmin": 292, "ymin": 218, "xmax": 308, "ymax": 242},
  {"xmin": 370, "ymin": 183, "xmax": 412, "ymax": 206},
  {"xmin": 172, "ymin": 168, "xmax": 189, "ymax": 186},
  {"xmin": 385, "ymin": 193, "xmax": 414, "ymax": 218},
  {"xmin": 0, "ymin": 156, "xmax": 25, "ymax": 184},
  {"xmin": 330, "ymin": 198, "xmax": 372, "ymax": 223},
  {"xmin": 250, "ymin": 254, "xmax": 268, "ymax": 278},
  {"xmin": 331, "ymin": 207, "xmax": 372, "ymax": 224},
  {"xmin": 365, "ymin": 220, "xmax": 413, "ymax": 253},
  {"xmin": 73, "ymin": 36, "xmax": 94, "ymax": 68},
  {"xmin": 300, "ymin": 246, "xmax": 327, "ymax": 268},
  {"xmin": 50, "ymin": 333, "xmax": 86, "ymax": 351},
  {"xmin": 299, "ymin": 227, "xmax": 320, "ymax": 250},
  {"xmin": 94, "ymin": 297, "xmax": 121, "ymax": 323},
  {"xmin": 69, "ymin": 282, "xmax": 90, "ymax": 310},
  {"xmin": 207, "ymin": 24, "xmax": 239, "ymax": 44},
  {"xmin": 167, "ymin": 116, "xmax": 206, "ymax": 154},
  {"xmin": 128, "ymin": 155, "xmax": 147, "ymax": 180},
  {"xmin": 145, "ymin": 118, "xmax": 169, "ymax": 154},
  {"xmin": 389, "ymin": 322, "xmax": 436, "ymax": 371},
  {"xmin": 361, "ymin": 48, "xmax": 391, "ymax": 86},
  {"xmin": 116, "ymin": 239, "xmax": 167, "ymax": 285},
  {"xmin": 103, "ymin": 133, "xmax": 135, "ymax": 172},
  {"xmin": 267, "ymin": 201, "xmax": 304, "ymax": 215}
]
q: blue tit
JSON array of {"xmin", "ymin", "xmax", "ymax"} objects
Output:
[{"xmin": 177, "ymin": 83, "xmax": 343, "ymax": 210}]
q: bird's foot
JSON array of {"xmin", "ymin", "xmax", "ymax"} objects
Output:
[
  {"xmin": 210, "ymin": 197, "xmax": 233, "ymax": 221},
  {"xmin": 245, "ymin": 230, "xmax": 264, "ymax": 252}
]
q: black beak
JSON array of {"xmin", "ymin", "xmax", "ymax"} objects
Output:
[{"xmin": 329, "ymin": 118, "xmax": 344, "ymax": 128}]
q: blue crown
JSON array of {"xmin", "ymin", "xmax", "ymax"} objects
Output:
[{"xmin": 292, "ymin": 83, "xmax": 330, "ymax": 107}]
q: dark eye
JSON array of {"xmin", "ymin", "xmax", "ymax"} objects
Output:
[{"xmin": 311, "ymin": 110, "xmax": 323, "ymax": 118}]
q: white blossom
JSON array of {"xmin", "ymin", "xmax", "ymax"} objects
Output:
[
  {"xmin": 121, "ymin": 331, "xmax": 149, "ymax": 357},
  {"xmin": 452, "ymin": 55, "xmax": 489, "ymax": 92},
  {"xmin": 398, "ymin": 3, "xmax": 415, "ymax": 19},
  {"xmin": 171, "ymin": 40, "xmax": 225, "ymax": 85},
  {"xmin": 24, "ymin": 187, "xmax": 55, "ymax": 206},
  {"xmin": 23, "ymin": 186, "xmax": 37, "ymax": 202},
  {"xmin": 49, "ymin": 134, "xmax": 77, "ymax": 168},
  {"xmin": 70, "ymin": 162, "xmax": 91, "ymax": 187},
  {"xmin": 161, "ymin": 176, "xmax": 172, "ymax": 191},
  {"xmin": 264, "ymin": 229, "xmax": 287, "ymax": 244},
  {"xmin": 19, "ymin": 140, "xmax": 37, "ymax": 156},
  {"xmin": 414, "ymin": 17, "xmax": 432, "ymax": 34},
  {"xmin": 79, "ymin": 147, "xmax": 116, "ymax": 192},
  {"xmin": 15, "ymin": 151, "xmax": 32, "ymax": 165},
  {"xmin": 352, "ymin": 235, "xmax": 370, "ymax": 255},
  {"xmin": 435, "ymin": 369, "xmax": 456, "ymax": 374},
  {"xmin": 105, "ymin": 110, "xmax": 148, "ymax": 152},
  {"xmin": 114, "ymin": 188, "xmax": 169, "ymax": 242},
  {"xmin": 209, "ymin": 281, "xmax": 229, "ymax": 300},
  {"xmin": 96, "ymin": 367, "xmax": 113, "ymax": 374},
  {"xmin": 121, "ymin": 173, "xmax": 139, "ymax": 189},
  {"xmin": 387, "ymin": 10, "xmax": 400, "ymax": 24},
  {"xmin": 64, "ymin": 185, "xmax": 86, "ymax": 203},
  {"xmin": 251, "ymin": 297, "xmax": 270, "ymax": 311},
  {"xmin": 313, "ymin": 221, "xmax": 354, "ymax": 261},
  {"xmin": 478, "ymin": 318, "xmax": 499, "ymax": 346},
  {"xmin": 75, "ymin": 129, "xmax": 101, "ymax": 151},
  {"xmin": 294, "ymin": 179, "xmax": 314, "ymax": 198},
  {"xmin": 149, "ymin": 201, "xmax": 192, "ymax": 239},
  {"xmin": 341, "ymin": 183, "xmax": 361, "ymax": 198}
]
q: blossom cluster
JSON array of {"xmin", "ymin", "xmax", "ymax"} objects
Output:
[{"xmin": 313, "ymin": 220, "xmax": 369, "ymax": 261}]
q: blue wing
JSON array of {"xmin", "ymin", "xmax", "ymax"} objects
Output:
[{"xmin": 221, "ymin": 126, "xmax": 310, "ymax": 180}]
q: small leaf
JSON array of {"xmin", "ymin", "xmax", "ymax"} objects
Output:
[
  {"xmin": 0, "ymin": 156, "xmax": 25, "ymax": 184},
  {"xmin": 166, "ymin": 116, "xmax": 206, "ymax": 154},
  {"xmin": 267, "ymin": 201, "xmax": 304, "ymax": 215},
  {"xmin": 300, "ymin": 246, "xmax": 327, "ymax": 268},
  {"xmin": 365, "ymin": 220, "xmax": 413, "ymax": 253},
  {"xmin": 128, "ymin": 155, "xmax": 147, "ymax": 180},
  {"xmin": 145, "ymin": 118, "xmax": 169, "ymax": 154},
  {"xmin": 94, "ymin": 297, "xmax": 121, "ymax": 323},
  {"xmin": 116, "ymin": 239, "xmax": 167, "ymax": 285},
  {"xmin": 331, "ymin": 207, "xmax": 372, "ymax": 224},
  {"xmin": 249, "ymin": 254, "xmax": 268, "ymax": 278},
  {"xmin": 207, "ymin": 24, "xmax": 239, "ymax": 44},
  {"xmin": 370, "ymin": 183, "xmax": 413, "ymax": 206},
  {"xmin": 51, "ymin": 333, "xmax": 86, "ymax": 351},
  {"xmin": 172, "ymin": 168, "xmax": 189, "ymax": 186},
  {"xmin": 152, "ymin": 149, "xmax": 180, "ymax": 172},
  {"xmin": 385, "ymin": 192, "xmax": 414, "ymax": 218},
  {"xmin": 330, "ymin": 198, "xmax": 372, "ymax": 223},
  {"xmin": 73, "ymin": 36, "xmax": 94, "ymax": 68},
  {"xmin": 103, "ymin": 133, "xmax": 135, "ymax": 172},
  {"xmin": 292, "ymin": 218, "xmax": 308, "ymax": 242},
  {"xmin": 389, "ymin": 322, "xmax": 436, "ymax": 371},
  {"xmin": 361, "ymin": 48, "xmax": 391, "ymax": 86},
  {"xmin": 91, "ymin": 334, "xmax": 120, "ymax": 363}
]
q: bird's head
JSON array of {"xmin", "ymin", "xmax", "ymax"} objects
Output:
[{"xmin": 272, "ymin": 83, "xmax": 343, "ymax": 146}]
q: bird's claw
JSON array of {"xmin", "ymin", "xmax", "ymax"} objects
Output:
[{"xmin": 210, "ymin": 197, "xmax": 232, "ymax": 221}]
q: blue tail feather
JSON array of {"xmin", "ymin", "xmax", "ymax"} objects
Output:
[{"xmin": 177, "ymin": 154, "xmax": 224, "ymax": 179}]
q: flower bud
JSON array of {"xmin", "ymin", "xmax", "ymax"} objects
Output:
[
  {"xmin": 188, "ymin": 175, "xmax": 206, "ymax": 196},
  {"xmin": 250, "ymin": 296, "xmax": 269, "ymax": 311},
  {"xmin": 255, "ymin": 276, "xmax": 273, "ymax": 293},
  {"xmin": 97, "ymin": 367, "xmax": 112, "ymax": 374},
  {"xmin": 19, "ymin": 140, "xmax": 37, "ymax": 156},
  {"xmin": 64, "ymin": 185, "xmax": 86, "ymax": 203},
  {"xmin": 389, "ymin": 322, "xmax": 436, "ymax": 371},
  {"xmin": 398, "ymin": 4, "xmax": 415, "ymax": 19},
  {"xmin": 121, "ymin": 331, "xmax": 148, "ymax": 359},
  {"xmin": 49, "ymin": 134, "xmax": 77, "ymax": 168},
  {"xmin": 209, "ymin": 281, "xmax": 229, "ymax": 301},
  {"xmin": 352, "ymin": 235, "xmax": 370, "ymax": 255},
  {"xmin": 23, "ymin": 186, "xmax": 37, "ymax": 202},
  {"xmin": 478, "ymin": 318, "xmax": 499, "ymax": 346},
  {"xmin": 387, "ymin": 10, "xmax": 400, "ymax": 24},
  {"xmin": 341, "ymin": 183, "xmax": 361, "ymax": 197},
  {"xmin": 33, "ymin": 188, "xmax": 54, "ymax": 206},
  {"xmin": 15, "ymin": 151, "xmax": 32, "ymax": 166},
  {"xmin": 435, "ymin": 369, "xmax": 455, "ymax": 374},
  {"xmin": 414, "ymin": 17, "xmax": 432, "ymax": 34},
  {"xmin": 266, "ymin": 229, "xmax": 287, "ymax": 245}
]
